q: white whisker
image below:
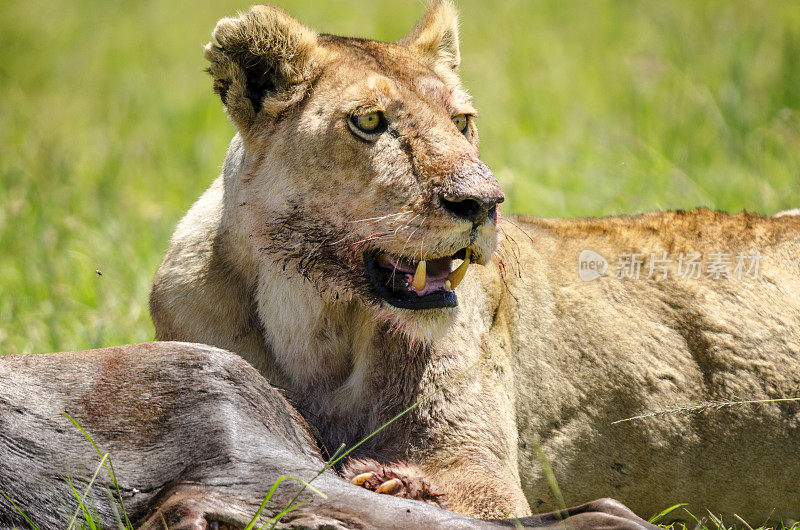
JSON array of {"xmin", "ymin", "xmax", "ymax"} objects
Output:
[
  {"xmin": 392, "ymin": 227, "xmax": 419, "ymax": 281},
  {"xmin": 392, "ymin": 214, "xmax": 420, "ymax": 240},
  {"xmin": 350, "ymin": 211, "xmax": 413, "ymax": 224}
]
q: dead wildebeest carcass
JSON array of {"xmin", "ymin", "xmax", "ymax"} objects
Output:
[{"xmin": 0, "ymin": 342, "xmax": 657, "ymax": 529}]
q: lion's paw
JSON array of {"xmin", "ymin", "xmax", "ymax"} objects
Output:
[{"xmin": 343, "ymin": 458, "xmax": 446, "ymax": 507}]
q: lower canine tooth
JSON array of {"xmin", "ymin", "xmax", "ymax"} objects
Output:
[
  {"xmin": 412, "ymin": 260, "xmax": 427, "ymax": 291},
  {"xmin": 447, "ymin": 249, "xmax": 471, "ymax": 289}
]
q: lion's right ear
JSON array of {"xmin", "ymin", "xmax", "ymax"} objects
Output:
[{"xmin": 204, "ymin": 6, "xmax": 317, "ymax": 131}]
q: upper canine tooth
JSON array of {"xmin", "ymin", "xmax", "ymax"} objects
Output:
[
  {"xmin": 412, "ymin": 260, "xmax": 427, "ymax": 291},
  {"xmin": 447, "ymin": 249, "xmax": 471, "ymax": 289}
]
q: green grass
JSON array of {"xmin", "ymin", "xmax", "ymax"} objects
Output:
[
  {"xmin": 654, "ymin": 508, "xmax": 800, "ymax": 530},
  {"xmin": 1, "ymin": 0, "xmax": 798, "ymax": 354}
]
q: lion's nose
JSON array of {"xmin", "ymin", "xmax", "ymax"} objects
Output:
[
  {"xmin": 439, "ymin": 191, "xmax": 504, "ymax": 226},
  {"xmin": 438, "ymin": 157, "xmax": 504, "ymax": 225}
]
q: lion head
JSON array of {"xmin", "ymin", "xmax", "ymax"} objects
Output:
[{"xmin": 204, "ymin": 1, "xmax": 503, "ymax": 340}]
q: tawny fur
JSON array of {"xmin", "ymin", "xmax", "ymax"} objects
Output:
[{"xmin": 151, "ymin": 2, "xmax": 800, "ymax": 523}]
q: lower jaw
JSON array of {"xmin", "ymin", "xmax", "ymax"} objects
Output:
[{"xmin": 364, "ymin": 254, "xmax": 458, "ymax": 310}]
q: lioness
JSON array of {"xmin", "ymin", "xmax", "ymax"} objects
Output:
[{"xmin": 151, "ymin": 1, "xmax": 800, "ymax": 523}]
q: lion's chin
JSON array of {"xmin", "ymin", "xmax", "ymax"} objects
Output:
[{"xmin": 373, "ymin": 302, "xmax": 459, "ymax": 344}]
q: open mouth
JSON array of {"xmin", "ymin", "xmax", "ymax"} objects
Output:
[{"xmin": 364, "ymin": 248, "xmax": 472, "ymax": 310}]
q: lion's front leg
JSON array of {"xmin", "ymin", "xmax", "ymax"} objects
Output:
[
  {"xmin": 345, "ymin": 456, "xmax": 532, "ymax": 519},
  {"xmin": 433, "ymin": 462, "xmax": 534, "ymax": 519}
]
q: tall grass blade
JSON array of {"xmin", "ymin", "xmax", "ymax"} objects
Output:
[
  {"xmin": 242, "ymin": 476, "xmax": 326, "ymax": 530},
  {"xmin": 65, "ymin": 475, "xmax": 93, "ymax": 530},
  {"xmin": 103, "ymin": 486, "xmax": 125, "ymax": 529},
  {"xmin": 62, "ymin": 412, "xmax": 132, "ymax": 528},
  {"xmin": 612, "ymin": 397, "xmax": 800, "ymax": 424},
  {"xmin": 66, "ymin": 454, "xmax": 108, "ymax": 530},
  {"xmin": 650, "ymin": 503, "xmax": 688, "ymax": 524},
  {"xmin": 0, "ymin": 491, "xmax": 40, "ymax": 530},
  {"xmin": 265, "ymin": 498, "xmax": 312, "ymax": 530},
  {"xmin": 704, "ymin": 510, "xmax": 724, "ymax": 530},
  {"xmin": 533, "ymin": 444, "xmax": 567, "ymax": 512},
  {"xmin": 681, "ymin": 507, "xmax": 705, "ymax": 530},
  {"xmin": 733, "ymin": 513, "xmax": 754, "ymax": 530},
  {"xmin": 758, "ymin": 508, "xmax": 777, "ymax": 530}
]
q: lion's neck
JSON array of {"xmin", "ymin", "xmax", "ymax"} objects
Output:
[{"xmin": 253, "ymin": 263, "xmax": 381, "ymax": 391}]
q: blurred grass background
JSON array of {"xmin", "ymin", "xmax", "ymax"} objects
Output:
[{"xmin": 0, "ymin": 0, "xmax": 798, "ymax": 355}]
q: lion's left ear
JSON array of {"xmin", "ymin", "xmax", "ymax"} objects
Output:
[{"xmin": 399, "ymin": 0, "xmax": 460, "ymax": 74}]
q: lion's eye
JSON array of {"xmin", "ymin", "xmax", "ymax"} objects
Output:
[
  {"xmin": 356, "ymin": 113, "xmax": 380, "ymax": 131},
  {"xmin": 452, "ymin": 114, "xmax": 469, "ymax": 134},
  {"xmin": 349, "ymin": 111, "xmax": 386, "ymax": 138}
]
